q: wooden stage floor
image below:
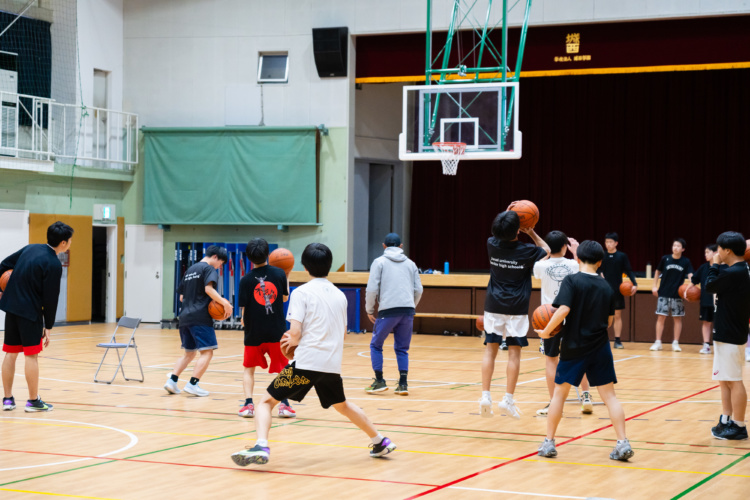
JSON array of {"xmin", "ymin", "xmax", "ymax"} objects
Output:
[{"xmin": 1, "ymin": 324, "xmax": 748, "ymax": 499}]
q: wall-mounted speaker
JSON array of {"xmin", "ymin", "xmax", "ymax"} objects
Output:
[{"xmin": 312, "ymin": 27, "xmax": 348, "ymax": 78}]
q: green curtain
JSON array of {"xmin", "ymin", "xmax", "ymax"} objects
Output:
[{"xmin": 143, "ymin": 127, "xmax": 318, "ymax": 225}]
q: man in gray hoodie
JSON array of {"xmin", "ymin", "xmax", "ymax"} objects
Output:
[{"xmin": 365, "ymin": 233, "xmax": 423, "ymax": 395}]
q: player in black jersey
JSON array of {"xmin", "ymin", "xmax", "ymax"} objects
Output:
[{"xmin": 600, "ymin": 233, "xmax": 637, "ymax": 349}]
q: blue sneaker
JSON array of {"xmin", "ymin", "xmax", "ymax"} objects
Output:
[
  {"xmin": 3, "ymin": 396, "xmax": 15, "ymax": 411},
  {"xmin": 25, "ymin": 398, "xmax": 53, "ymax": 412},
  {"xmin": 231, "ymin": 445, "xmax": 270, "ymax": 466},
  {"xmin": 369, "ymin": 437, "xmax": 396, "ymax": 457}
]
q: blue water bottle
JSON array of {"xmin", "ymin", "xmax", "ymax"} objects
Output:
[{"xmin": 444, "ymin": 261, "xmax": 450, "ymax": 275}]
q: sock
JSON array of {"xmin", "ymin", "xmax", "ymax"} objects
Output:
[
  {"xmin": 399, "ymin": 371, "xmax": 408, "ymax": 385},
  {"xmin": 170, "ymin": 374, "xmax": 179, "ymax": 382},
  {"xmin": 189, "ymin": 377, "xmax": 199, "ymax": 385},
  {"xmin": 615, "ymin": 337, "xmax": 621, "ymax": 342},
  {"xmin": 281, "ymin": 399, "xmax": 290, "ymax": 406},
  {"xmin": 482, "ymin": 391, "xmax": 491, "ymax": 400},
  {"xmin": 735, "ymin": 421, "xmax": 746, "ymax": 428},
  {"xmin": 505, "ymin": 392, "xmax": 514, "ymax": 402},
  {"xmin": 371, "ymin": 433, "xmax": 384, "ymax": 445},
  {"xmin": 244, "ymin": 398, "xmax": 253, "ymax": 406},
  {"xmin": 375, "ymin": 370, "xmax": 383, "ymax": 381},
  {"xmin": 256, "ymin": 439, "xmax": 268, "ymax": 448},
  {"xmin": 720, "ymin": 414, "xmax": 731, "ymax": 424},
  {"xmin": 617, "ymin": 439, "xmax": 629, "ymax": 444}
]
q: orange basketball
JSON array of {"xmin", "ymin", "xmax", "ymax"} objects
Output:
[
  {"xmin": 208, "ymin": 300, "xmax": 225, "ymax": 320},
  {"xmin": 475, "ymin": 316, "xmax": 484, "ymax": 332},
  {"xmin": 269, "ymin": 248, "xmax": 295, "ymax": 274},
  {"xmin": 510, "ymin": 200, "xmax": 539, "ymax": 229},
  {"xmin": 679, "ymin": 284, "xmax": 701, "ymax": 302},
  {"xmin": 745, "ymin": 239, "xmax": 750, "ymax": 262},
  {"xmin": 619, "ymin": 281, "xmax": 633, "ymax": 296},
  {"xmin": 0, "ymin": 270, "xmax": 11, "ymax": 291},
  {"xmin": 532, "ymin": 304, "xmax": 560, "ymax": 334},
  {"xmin": 280, "ymin": 332, "xmax": 296, "ymax": 360}
]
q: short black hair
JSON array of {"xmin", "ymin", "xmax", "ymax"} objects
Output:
[
  {"xmin": 673, "ymin": 238, "xmax": 687, "ymax": 249},
  {"xmin": 491, "ymin": 211, "xmax": 520, "ymax": 241},
  {"xmin": 47, "ymin": 221, "xmax": 74, "ymax": 247},
  {"xmin": 577, "ymin": 240, "xmax": 605, "ymax": 264},
  {"xmin": 716, "ymin": 231, "xmax": 746, "ymax": 257},
  {"xmin": 246, "ymin": 238, "xmax": 269, "ymax": 265},
  {"xmin": 301, "ymin": 243, "xmax": 332, "ymax": 277},
  {"xmin": 705, "ymin": 243, "xmax": 718, "ymax": 252},
  {"xmin": 384, "ymin": 233, "xmax": 401, "ymax": 247},
  {"xmin": 545, "ymin": 231, "xmax": 569, "ymax": 254},
  {"xmin": 205, "ymin": 245, "xmax": 228, "ymax": 263},
  {"xmin": 605, "ymin": 232, "xmax": 619, "ymax": 242}
]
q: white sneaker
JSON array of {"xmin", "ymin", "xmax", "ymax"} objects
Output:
[
  {"xmin": 498, "ymin": 395, "xmax": 522, "ymax": 419},
  {"xmin": 650, "ymin": 341, "xmax": 662, "ymax": 351},
  {"xmin": 164, "ymin": 374, "xmax": 181, "ymax": 394},
  {"xmin": 581, "ymin": 392, "xmax": 594, "ymax": 414},
  {"xmin": 536, "ymin": 403, "xmax": 550, "ymax": 416},
  {"xmin": 672, "ymin": 341, "xmax": 682, "ymax": 352},
  {"xmin": 184, "ymin": 382, "xmax": 209, "ymax": 397},
  {"xmin": 699, "ymin": 343, "xmax": 712, "ymax": 354},
  {"xmin": 479, "ymin": 396, "xmax": 493, "ymax": 418}
]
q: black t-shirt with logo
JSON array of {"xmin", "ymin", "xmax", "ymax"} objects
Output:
[
  {"xmin": 656, "ymin": 255, "xmax": 694, "ymax": 298},
  {"xmin": 238, "ymin": 265, "xmax": 289, "ymax": 346},
  {"xmin": 178, "ymin": 262, "xmax": 219, "ymax": 327},
  {"xmin": 484, "ymin": 238, "xmax": 547, "ymax": 315},
  {"xmin": 553, "ymin": 272, "xmax": 616, "ymax": 360},
  {"xmin": 705, "ymin": 262, "xmax": 750, "ymax": 345}
]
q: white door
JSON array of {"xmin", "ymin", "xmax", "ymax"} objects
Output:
[
  {"xmin": 0, "ymin": 209, "xmax": 29, "ymax": 330},
  {"xmin": 124, "ymin": 225, "xmax": 163, "ymax": 323}
]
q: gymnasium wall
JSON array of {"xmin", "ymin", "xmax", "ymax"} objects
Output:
[{"xmin": 409, "ymin": 68, "xmax": 750, "ymax": 273}]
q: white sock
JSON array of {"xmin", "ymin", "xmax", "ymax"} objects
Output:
[
  {"xmin": 482, "ymin": 391, "xmax": 491, "ymax": 400},
  {"xmin": 672, "ymin": 340, "xmax": 679, "ymax": 344},
  {"xmin": 504, "ymin": 392, "xmax": 514, "ymax": 402},
  {"xmin": 720, "ymin": 414, "xmax": 731, "ymax": 424},
  {"xmin": 654, "ymin": 340, "xmax": 661, "ymax": 344},
  {"xmin": 617, "ymin": 439, "xmax": 628, "ymax": 444},
  {"xmin": 735, "ymin": 421, "xmax": 746, "ymax": 428},
  {"xmin": 256, "ymin": 439, "xmax": 268, "ymax": 447},
  {"xmin": 371, "ymin": 433, "xmax": 384, "ymax": 445}
]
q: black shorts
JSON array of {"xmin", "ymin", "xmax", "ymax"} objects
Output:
[
  {"xmin": 699, "ymin": 306, "xmax": 715, "ymax": 322},
  {"xmin": 613, "ymin": 293, "xmax": 626, "ymax": 311},
  {"xmin": 483, "ymin": 332, "xmax": 529, "ymax": 347},
  {"xmin": 266, "ymin": 363, "xmax": 346, "ymax": 409},
  {"xmin": 543, "ymin": 333, "xmax": 563, "ymax": 358},
  {"xmin": 555, "ymin": 340, "xmax": 617, "ymax": 387},
  {"xmin": 2, "ymin": 312, "xmax": 44, "ymax": 355}
]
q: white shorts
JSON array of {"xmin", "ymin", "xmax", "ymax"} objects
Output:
[
  {"xmin": 712, "ymin": 341, "xmax": 747, "ymax": 381},
  {"xmin": 483, "ymin": 312, "xmax": 529, "ymax": 338}
]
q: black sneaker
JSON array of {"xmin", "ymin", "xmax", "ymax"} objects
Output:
[
  {"xmin": 614, "ymin": 339, "xmax": 624, "ymax": 349},
  {"xmin": 2, "ymin": 396, "xmax": 15, "ymax": 411},
  {"xmin": 394, "ymin": 384, "xmax": 409, "ymax": 396},
  {"xmin": 365, "ymin": 379, "xmax": 388, "ymax": 393},
  {"xmin": 711, "ymin": 419, "xmax": 730, "ymax": 439},
  {"xmin": 369, "ymin": 437, "xmax": 396, "ymax": 457},
  {"xmin": 500, "ymin": 340, "xmax": 508, "ymax": 351},
  {"xmin": 719, "ymin": 422, "xmax": 749, "ymax": 441},
  {"xmin": 25, "ymin": 398, "xmax": 53, "ymax": 412}
]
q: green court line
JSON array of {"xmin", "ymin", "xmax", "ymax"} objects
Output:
[
  {"xmin": 670, "ymin": 450, "xmax": 750, "ymax": 499},
  {"xmin": 0, "ymin": 420, "xmax": 301, "ymax": 487}
]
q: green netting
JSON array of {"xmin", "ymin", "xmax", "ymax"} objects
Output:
[{"xmin": 143, "ymin": 127, "xmax": 319, "ymax": 225}]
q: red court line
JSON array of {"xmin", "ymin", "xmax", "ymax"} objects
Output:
[
  {"xmin": 0, "ymin": 449, "xmax": 436, "ymax": 488},
  {"xmin": 403, "ymin": 384, "xmax": 719, "ymax": 499}
]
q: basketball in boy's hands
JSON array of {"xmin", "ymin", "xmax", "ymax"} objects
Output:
[
  {"xmin": 532, "ymin": 304, "xmax": 560, "ymax": 334},
  {"xmin": 269, "ymin": 248, "xmax": 295, "ymax": 274},
  {"xmin": 208, "ymin": 300, "xmax": 225, "ymax": 320},
  {"xmin": 619, "ymin": 282, "xmax": 634, "ymax": 296},
  {"xmin": 678, "ymin": 283, "xmax": 701, "ymax": 302},
  {"xmin": 475, "ymin": 316, "xmax": 484, "ymax": 333},
  {"xmin": 0, "ymin": 270, "xmax": 10, "ymax": 291},
  {"xmin": 509, "ymin": 200, "xmax": 539, "ymax": 229},
  {"xmin": 280, "ymin": 333, "xmax": 296, "ymax": 360}
]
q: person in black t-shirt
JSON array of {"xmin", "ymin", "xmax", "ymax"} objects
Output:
[
  {"xmin": 164, "ymin": 245, "xmax": 232, "ymax": 398},
  {"xmin": 237, "ymin": 238, "xmax": 293, "ymax": 419},
  {"xmin": 479, "ymin": 208, "xmax": 549, "ymax": 419},
  {"xmin": 534, "ymin": 241, "xmax": 634, "ymax": 461},
  {"xmin": 704, "ymin": 232, "xmax": 750, "ymax": 441},
  {"xmin": 691, "ymin": 244, "xmax": 724, "ymax": 355},
  {"xmin": 1, "ymin": 221, "xmax": 73, "ymax": 413},
  {"xmin": 650, "ymin": 238, "xmax": 694, "ymax": 352},
  {"xmin": 599, "ymin": 232, "xmax": 637, "ymax": 349}
]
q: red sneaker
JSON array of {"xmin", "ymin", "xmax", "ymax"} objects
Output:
[
  {"xmin": 278, "ymin": 403, "xmax": 296, "ymax": 418},
  {"xmin": 239, "ymin": 403, "xmax": 254, "ymax": 418}
]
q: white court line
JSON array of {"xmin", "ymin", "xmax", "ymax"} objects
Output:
[
  {"xmin": 614, "ymin": 355, "xmax": 641, "ymax": 363},
  {"xmin": 448, "ymin": 486, "xmax": 589, "ymax": 499},
  {"xmin": 356, "ymin": 351, "xmax": 540, "ymax": 364},
  {"xmin": 0, "ymin": 417, "xmax": 138, "ymax": 471},
  {"xmin": 517, "ymin": 376, "xmax": 547, "ymax": 386}
]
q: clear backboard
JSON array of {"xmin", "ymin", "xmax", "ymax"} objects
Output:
[{"xmin": 399, "ymin": 82, "xmax": 521, "ymax": 161}]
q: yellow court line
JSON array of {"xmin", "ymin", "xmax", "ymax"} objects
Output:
[{"xmin": 0, "ymin": 488, "xmax": 118, "ymax": 500}]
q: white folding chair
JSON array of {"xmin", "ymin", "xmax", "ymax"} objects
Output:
[{"xmin": 94, "ymin": 316, "xmax": 144, "ymax": 384}]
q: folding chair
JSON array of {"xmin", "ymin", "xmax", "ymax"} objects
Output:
[{"xmin": 94, "ymin": 316, "xmax": 144, "ymax": 384}]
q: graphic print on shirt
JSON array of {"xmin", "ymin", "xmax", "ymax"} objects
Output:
[
  {"xmin": 545, "ymin": 262, "xmax": 573, "ymax": 297},
  {"xmin": 254, "ymin": 276, "xmax": 278, "ymax": 314}
]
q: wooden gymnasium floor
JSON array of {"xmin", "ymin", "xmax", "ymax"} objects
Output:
[{"xmin": 1, "ymin": 324, "xmax": 749, "ymax": 500}]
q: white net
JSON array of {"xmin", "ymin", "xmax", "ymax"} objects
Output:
[{"xmin": 433, "ymin": 142, "xmax": 466, "ymax": 175}]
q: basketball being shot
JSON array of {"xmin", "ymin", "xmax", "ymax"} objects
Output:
[{"xmin": 2, "ymin": 0, "xmax": 750, "ymax": 498}]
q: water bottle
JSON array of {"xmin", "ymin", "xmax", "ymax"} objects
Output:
[{"xmin": 444, "ymin": 261, "xmax": 450, "ymax": 275}]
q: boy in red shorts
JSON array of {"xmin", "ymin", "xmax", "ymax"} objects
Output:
[{"xmin": 237, "ymin": 238, "xmax": 293, "ymax": 418}]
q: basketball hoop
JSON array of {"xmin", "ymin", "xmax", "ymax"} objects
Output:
[{"xmin": 432, "ymin": 142, "xmax": 466, "ymax": 175}]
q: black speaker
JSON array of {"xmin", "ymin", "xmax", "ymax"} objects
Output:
[{"xmin": 312, "ymin": 27, "xmax": 348, "ymax": 78}]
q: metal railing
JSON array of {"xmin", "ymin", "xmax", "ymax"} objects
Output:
[{"xmin": 0, "ymin": 91, "xmax": 138, "ymax": 170}]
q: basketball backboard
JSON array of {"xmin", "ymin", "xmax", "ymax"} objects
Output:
[{"xmin": 399, "ymin": 82, "xmax": 521, "ymax": 161}]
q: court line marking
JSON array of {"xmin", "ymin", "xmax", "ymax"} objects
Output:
[
  {"xmin": 0, "ymin": 417, "xmax": 138, "ymax": 472},
  {"xmin": 448, "ymin": 486, "xmax": 587, "ymax": 499},
  {"xmin": 357, "ymin": 351, "xmax": 541, "ymax": 364},
  {"xmin": 403, "ymin": 384, "xmax": 721, "ymax": 499},
  {"xmin": 0, "ymin": 488, "xmax": 118, "ymax": 499},
  {"xmin": 670, "ymin": 450, "xmax": 750, "ymax": 499}
]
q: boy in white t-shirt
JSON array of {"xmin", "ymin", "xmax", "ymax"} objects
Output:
[
  {"xmin": 533, "ymin": 231, "xmax": 593, "ymax": 416},
  {"xmin": 231, "ymin": 243, "xmax": 396, "ymax": 466}
]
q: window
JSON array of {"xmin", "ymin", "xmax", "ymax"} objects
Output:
[{"xmin": 257, "ymin": 53, "xmax": 288, "ymax": 83}]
